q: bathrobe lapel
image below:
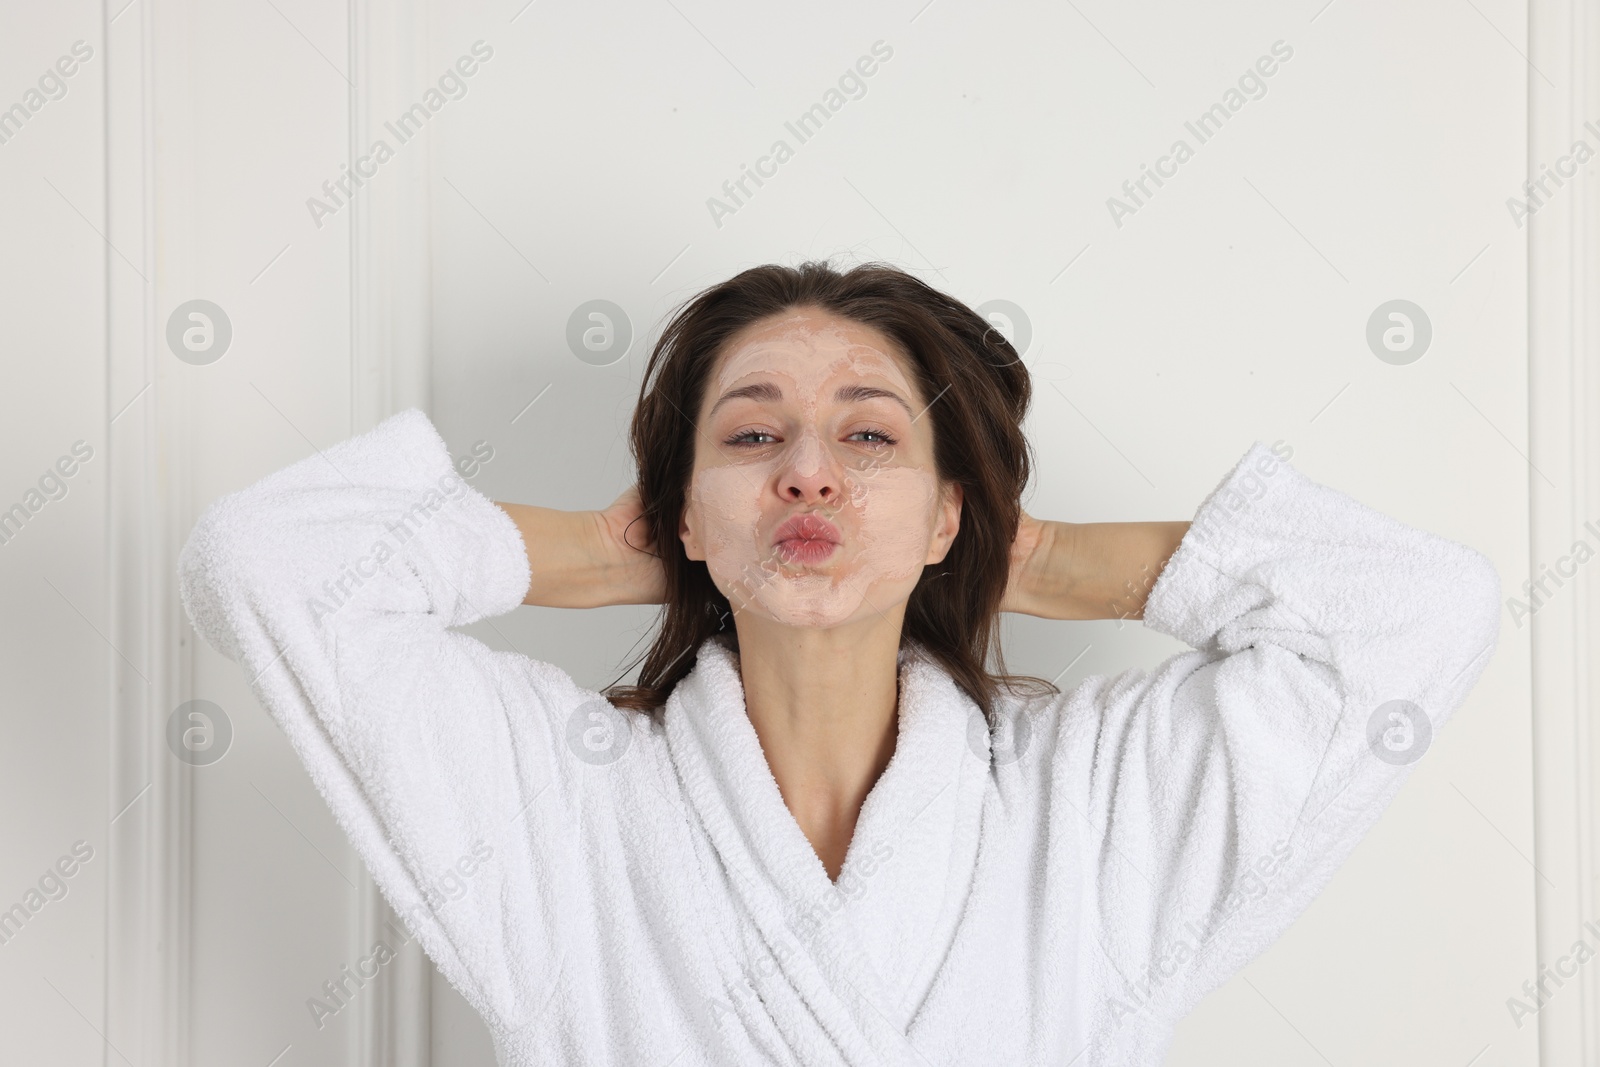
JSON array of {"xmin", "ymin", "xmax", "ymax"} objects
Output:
[{"xmin": 664, "ymin": 634, "xmax": 988, "ymax": 1064}]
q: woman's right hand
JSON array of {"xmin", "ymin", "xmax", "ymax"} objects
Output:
[{"xmin": 591, "ymin": 485, "xmax": 668, "ymax": 606}]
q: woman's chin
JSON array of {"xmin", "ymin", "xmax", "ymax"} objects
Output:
[
  {"xmin": 751, "ymin": 608, "xmax": 863, "ymax": 630},
  {"xmin": 711, "ymin": 556, "xmax": 919, "ymax": 630},
  {"xmin": 741, "ymin": 583, "xmax": 906, "ymax": 631}
]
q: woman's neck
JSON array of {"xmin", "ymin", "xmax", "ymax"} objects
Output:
[{"xmin": 732, "ymin": 611, "xmax": 905, "ymax": 882}]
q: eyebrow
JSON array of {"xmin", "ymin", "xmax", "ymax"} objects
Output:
[{"xmin": 707, "ymin": 381, "xmax": 915, "ymax": 421}]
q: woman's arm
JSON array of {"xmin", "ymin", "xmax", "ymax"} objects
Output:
[
  {"xmin": 178, "ymin": 409, "xmax": 609, "ymax": 1036},
  {"xmin": 1002, "ymin": 517, "xmax": 1192, "ymax": 621},
  {"xmin": 495, "ymin": 486, "xmax": 666, "ymax": 610},
  {"xmin": 1031, "ymin": 442, "xmax": 1500, "ymax": 1055}
]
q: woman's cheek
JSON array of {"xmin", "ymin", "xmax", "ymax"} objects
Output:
[
  {"xmin": 843, "ymin": 444, "xmax": 897, "ymax": 509},
  {"xmin": 854, "ymin": 467, "xmax": 938, "ymax": 583},
  {"xmin": 690, "ymin": 466, "xmax": 767, "ymax": 591}
]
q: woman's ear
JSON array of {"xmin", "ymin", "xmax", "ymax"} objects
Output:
[
  {"xmin": 679, "ymin": 501, "xmax": 704, "ymax": 561},
  {"xmin": 925, "ymin": 481, "xmax": 963, "ymax": 565}
]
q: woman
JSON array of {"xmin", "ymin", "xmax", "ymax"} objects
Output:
[{"xmin": 179, "ymin": 260, "xmax": 1500, "ymax": 1066}]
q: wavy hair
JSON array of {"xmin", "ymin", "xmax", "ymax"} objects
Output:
[{"xmin": 601, "ymin": 260, "xmax": 1057, "ymax": 718}]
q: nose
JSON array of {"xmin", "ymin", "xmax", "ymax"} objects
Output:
[{"xmin": 777, "ymin": 429, "xmax": 841, "ymax": 504}]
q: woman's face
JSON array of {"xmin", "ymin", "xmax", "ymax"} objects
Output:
[{"xmin": 679, "ymin": 306, "xmax": 962, "ymax": 630}]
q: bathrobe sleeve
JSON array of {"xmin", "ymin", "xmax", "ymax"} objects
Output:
[
  {"xmin": 1056, "ymin": 441, "xmax": 1501, "ymax": 1037},
  {"xmin": 177, "ymin": 408, "xmax": 598, "ymax": 1038}
]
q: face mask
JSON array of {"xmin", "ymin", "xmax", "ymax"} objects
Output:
[{"xmin": 685, "ymin": 312, "xmax": 952, "ymax": 629}]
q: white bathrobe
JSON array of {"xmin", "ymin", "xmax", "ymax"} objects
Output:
[{"xmin": 177, "ymin": 409, "xmax": 1500, "ymax": 1066}]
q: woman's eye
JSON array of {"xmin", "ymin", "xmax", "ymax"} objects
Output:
[
  {"xmin": 725, "ymin": 428, "xmax": 898, "ymax": 447},
  {"xmin": 727, "ymin": 429, "xmax": 777, "ymax": 446}
]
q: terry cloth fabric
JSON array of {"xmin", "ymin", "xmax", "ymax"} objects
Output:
[{"xmin": 177, "ymin": 409, "xmax": 1501, "ymax": 1066}]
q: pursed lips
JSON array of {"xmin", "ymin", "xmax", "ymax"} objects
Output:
[{"xmin": 772, "ymin": 512, "xmax": 841, "ymax": 563}]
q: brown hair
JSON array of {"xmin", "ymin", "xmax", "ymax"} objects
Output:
[{"xmin": 601, "ymin": 259, "xmax": 1058, "ymax": 718}]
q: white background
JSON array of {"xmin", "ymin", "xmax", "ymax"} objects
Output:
[{"xmin": 4, "ymin": 0, "xmax": 1589, "ymax": 1064}]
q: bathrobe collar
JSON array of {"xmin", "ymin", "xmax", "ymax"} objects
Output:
[{"xmin": 663, "ymin": 632, "xmax": 990, "ymax": 1061}]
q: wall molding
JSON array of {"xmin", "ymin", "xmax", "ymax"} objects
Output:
[
  {"xmin": 102, "ymin": 1, "xmax": 439, "ymax": 1062},
  {"xmin": 349, "ymin": 1, "xmax": 436, "ymax": 1064},
  {"xmin": 103, "ymin": 0, "xmax": 191, "ymax": 1062},
  {"xmin": 1528, "ymin": 0, "xmax": 1600, "ymax": 1064}
]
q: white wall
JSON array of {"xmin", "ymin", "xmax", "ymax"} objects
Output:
[
  {"xmin": 3, "ymin": 0, "xmax": 1584, "ymax": 1064},
  {"xmin": 0, "ymin": 3, "xmax": 109, "ymax": 1062}
]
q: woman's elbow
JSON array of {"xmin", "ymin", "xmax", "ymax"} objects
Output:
[
  {"xmin": 1454, "ymin": 546, "xmax": 1502, "ymax": 675},
  {"xmin": 1414, "ymin": 543, "xmax": 1502, "ymax": 700},
  {"xmin": 177, "ymin": 494, "xmax": 262, "ymax": 662}
]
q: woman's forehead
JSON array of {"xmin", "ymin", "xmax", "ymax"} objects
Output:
[{"xmin": 712, "ymin": 312, "xmax": 915, "ymax": 396}]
